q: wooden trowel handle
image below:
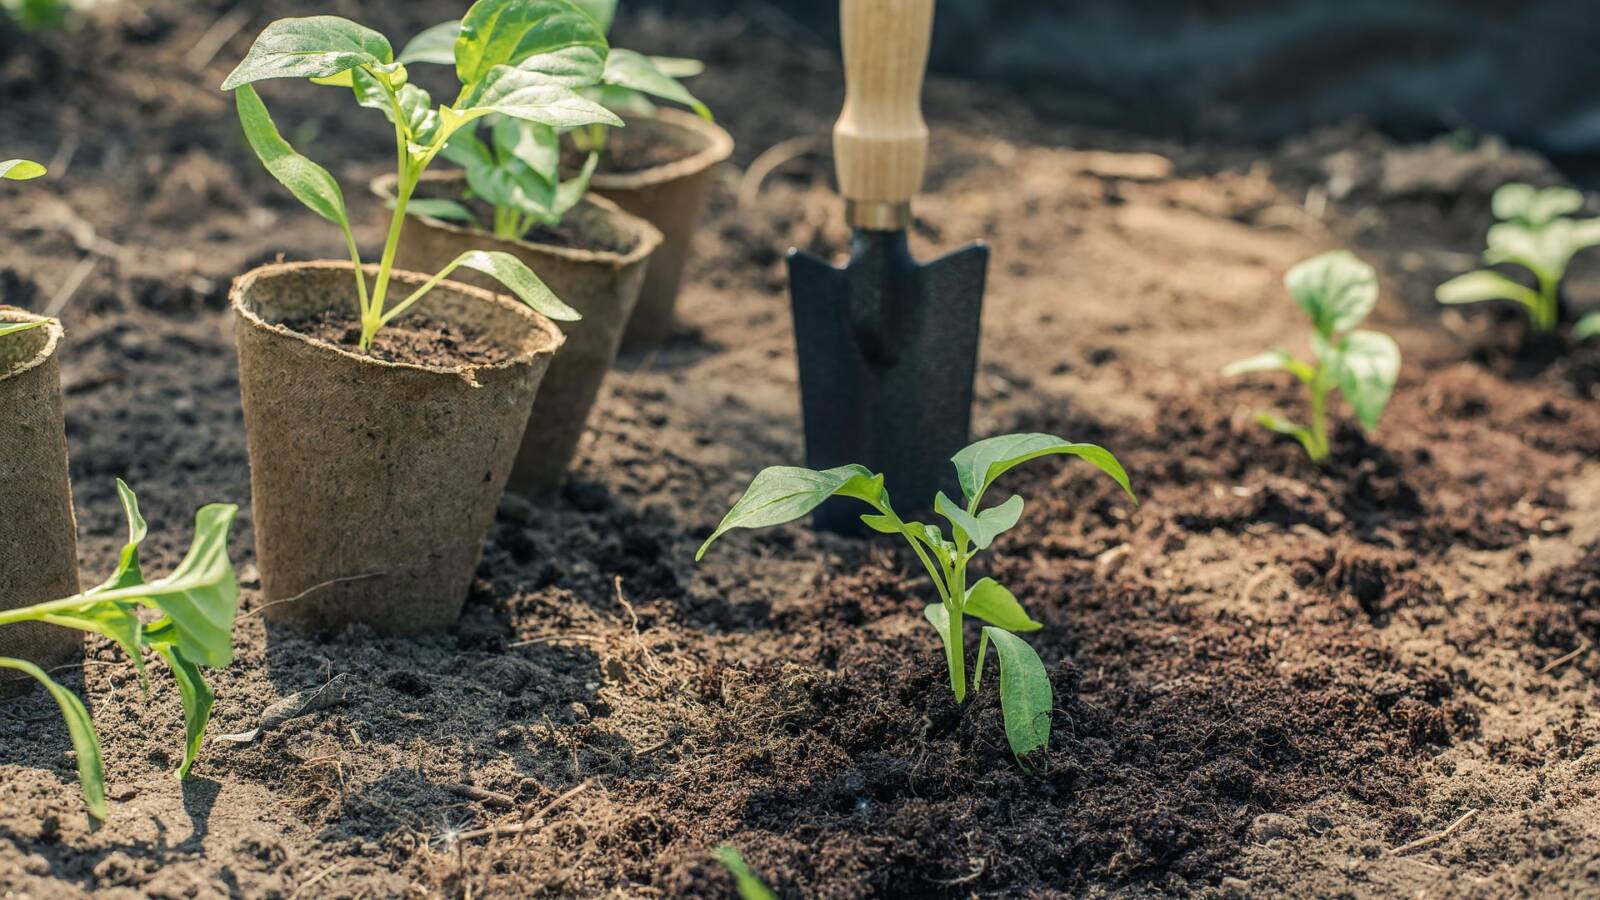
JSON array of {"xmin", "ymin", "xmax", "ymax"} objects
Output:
[{"xmin": 834, "ymin": 0, "xmax": 934, "ymax": 231}]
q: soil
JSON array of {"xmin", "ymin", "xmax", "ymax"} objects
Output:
[
  {"xmin": 286, "ymin": 310, "xmax": 512, "ymax": 368},
  {"xmin": 2, "ymin": 3, "xmax": 1599, "ymax": 899},
  {"xmin": 565, "ymin": 130, "xmax": 698, "ymax": 176}
]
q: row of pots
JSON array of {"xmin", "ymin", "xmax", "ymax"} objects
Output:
[{"xmin": 1, "ymin": 111, "xmax": 731, "ymax": 686}]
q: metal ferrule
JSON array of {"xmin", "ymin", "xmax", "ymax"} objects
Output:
[{"xmin": 846, "ymin": 200, "xmax": 913, "ymax": 231}]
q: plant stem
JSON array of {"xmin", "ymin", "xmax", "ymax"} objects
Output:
[
  {"xmin": 1535, "ymin": 276, "xmax": 1559, "ymax": 333},
  {"xmin": 1308, "ymin": 381, "xmax": 1330, "ymax": 462},
  {"xmin": 362, "ymin": 162, "xmax": 416, "ymax": 349}
]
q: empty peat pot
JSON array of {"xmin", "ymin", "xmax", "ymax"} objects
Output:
[
  {"xmin": 586, "ymin": 108, "xmax": 734, "ymax": 352},
  {"xmin": 232, "ymin": 262, "xmax": 564, "ymax": 634},
  {"xmin": 0, "ymin": 308, "xmax": 81, "ymax": 698},
  {"xmin": 376, "ymin": 172, "xmax": 662, "ymax": 501}
]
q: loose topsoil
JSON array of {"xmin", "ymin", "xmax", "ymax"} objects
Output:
[
  {"xmin": 2, "ymin": 3, "xmax": 1598, "ymax": 898},
  {"xmin": 565, "ymin": 130, "xmax": 698, "ymax": 177},
  {"xmin": 286, "ymin": 311, "xmax": 512, "ymax": 368}
]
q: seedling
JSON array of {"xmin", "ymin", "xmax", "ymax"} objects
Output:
[
  {"xmin": 0, "ymin": 481, "xmax": 240, "ymax": 821},
  {"xmin": 1579, "ymin": 313, "xmax": 1600, "ymax": 341},
  {"xmin": 1224, "ymin": 251, "xmax": 1400, "ymax": 462},
  {"xmin": 1436, "ymin": 183, "xmax": 1600, "ymax": 334},
  {"xmin": 397, "ymin": 0, "xmax": 710, "ymax": 239},
  {"xmin": 716, "ymin": 847, "xmax": 777, "ymax": 900},
  {"xmin": 222, "ymin": 1, "xmax": 630, "ymax": 350},
  {"xmin": 696, "ymin": 433, "xmax": 1136, "ymax": 760}
]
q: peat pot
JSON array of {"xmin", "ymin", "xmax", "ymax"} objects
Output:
[
  {"xmin": 588, "ymin": 108, "xmax": 734, "ymax": 351},
  {"xmin": 233, "ymin": 262, "xmax": 564, "ymax": 634},
  {"xmin": 376, "ymin": 172, "xmax": 662, "ymax": 501},
  {"xmin": 0, "ymin": 308, "xmax": 81, "ymax": 699}
]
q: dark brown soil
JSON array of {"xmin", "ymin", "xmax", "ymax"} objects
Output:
[
  {"xmin": 2, "ymin": 3, "xmax": 1599, "ymax": 899},
  {"xmin": 286, "ymin": 310, "xmax": 512, "ymax": 368},
  {"xmin": 565, "ymin": 128, "xmax": 698, "ymax": 176}
]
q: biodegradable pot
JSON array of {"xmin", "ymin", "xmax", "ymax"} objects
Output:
[
  {"xmin": 376, "ymin": 173, "xmax": 663, "ymax": 501},
  {"xmin": 0, "ymin": 308, "xmax": 81, "ymax": 699},
  {"xmin": 233, "ymin": 262, "xmax": 564, "ymax": 634},
  {"xmin": 587, "ymin": 108, "xmax": 734, "ymax": 351}
]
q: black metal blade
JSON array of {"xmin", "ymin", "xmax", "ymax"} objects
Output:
[{"xmin": 788, "ymin": 231, "xmax": 988, "ymax": 534}]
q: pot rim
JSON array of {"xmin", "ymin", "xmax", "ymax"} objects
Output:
[
  {"xmin": 370, "ymin": 172, "xmax": 664, "ymax": 270},
  {"xmin": 0, "ymin": 306, "xmax": 64, "ymax": 383},
  {"xmin": 589, "ymin": 107, "xmax": 735, "ymax": 191},
  {"xmin": 230, "ymin": 260, "xmax": 565, "ymax": 378}
]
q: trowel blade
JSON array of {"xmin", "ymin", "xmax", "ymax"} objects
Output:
[{"xmin": 788, "ymin": 231, "xmax": 988, "ymax": 534}]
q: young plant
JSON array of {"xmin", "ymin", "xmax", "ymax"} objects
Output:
[
  {"xmin": 1436, "ymin": 183, "xmax": 1600, "ymax": 334},
  {"xmin": 221, "ymin": 1, "xmax": 630, "ymax": 350},
  {"xmin": 1579, "ymin": 313, "xmax": 1600, "ymax": 341},
  {"xmin": 1, "ymin": 0, "xmax": 92, "ymax": 31},
  {"xmin": 1224, "ymin": 250, "xmax": 1400, "ymax": 462},
  {"xmin": 0, "ymin": 481, "xmax": 241, "ymax": 821},
  {"xmin": 396, "ymin": 0, "xmax": 710, "ymax": 239},
  {"xmin": 716, "ymin": 847, "xmax": 778, "ymax": 900},
  {"xmin": 696, "ymin": 434, "xmax": 1136, "ymax": 760}
]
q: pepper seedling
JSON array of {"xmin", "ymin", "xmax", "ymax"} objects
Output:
[
  {"xmin": 396, "ymin": 0, "xmax": 711, "ymax": 239},
  {"xmin": 222, "ymin": 1, "xmax": 629, "ymax": 350},
  {"xmin": 0, "ymin": 481, "xmax": 241, "ymax": 821},
  {"xmin": 1224, "ymin": 251, "xmax": 1400, "ymax": 462},
  {"xmin": 1436, "ymin": 183, "xmax": 1600, "ymax": 335},
  {"xmin": 696, "ymin": 433, "xmax": 1135, "ymax": 761}
]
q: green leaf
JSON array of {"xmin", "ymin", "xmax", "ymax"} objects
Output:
[
  {"xmin": 1435, "ymin": 269, "xmax": 1540, "ymax": 310},
  {"xmin": 0, "ymin": 319, "xmax": 49, "ymax": 338},
  {"xmin": 571, "ymin": 0, "xmax": 617, "ymax": 31},
  {"xmin": 860, "ymin": 513, "xmax": 901, "ymax": 534},
  {"xmin": 697, "ymin": 465, "xmax": 883, "ymax": 560},
  {"xmin": 934, "ymin": 492, "xmax": 1024, "ymax": 550},
  {"xmin": 449, "ymin": 250, "xmax": 578, "ymax": 321},
  {"xmin": 650, "ymin": 55, "xmax": 705, "ymax": 79},
  {"xmin": 442, "ymin": 128, "xmax": 495, "ymax": 170},
  {"xmin": 147, "ymin": 643, "xmax": 214, "ymax": 780},
  {"xmin": 494, "ymin": 116, "xmax": 560, "ymax": 178},
  {"xmin": 234, "ymin": 86, "xmax": 351, "ymax": 230},
  {"xmin": 1255, "ymin": 411, "xmax": 1308, "ymax": 437},
  {"xmin": 221, "ymin": 16, "xmax": 394, "ymax": 90},
  {"xmin": 1285, "ymin": 250, "xmax": 1378, "ymax": 337},
  {"xmin": 963, "ymin": 578, "xmax": 1041, "ymax": 632},
  {"xmin": 602, "ymin": 48, "xmax": 710, "ymax": 119},
  {"xmin": 350, "ymin": 68, "xmax": 439, "ymax": 144},
  {"xmin": 715, "ymin": 846, "xmax": 778, "ymax": 900},
  {"xmin": 467, "ymin": 152, "xmax": 556, "ymax": 219},
  {"xmin": 952, "ymin": 433, "xmax": 1135, "ymax": 505},
  {"xmin": 398, "ymin": 20, "xmax": 461, "ymax": 66},
  {"xmin": 553, "ymin": 151, "xmax": 598, "ymax": 218},
  {"xmin": 405, "ymin": 198, "xmax": 480, "ymax": 226},
  {"xmin": 0, "ymin": 657, "xmax": 107, "ymax": 821},
  {"xmin": 982, "ymin": 627, "xmax": 1053, "ymax": 757},
  {"xmin": 454, "ymin": 0, "xmax": 610, "ymax": 86},
  {"xmin": 923, "ymin": 603, "xmax": 964, "ymax": 698},
  {"xmin": 0, "ymin": 158, "xmax": 46, "ymax": 180},
  {"xmin": 96, "ymin": 504, "xmax": 241, "ymax": 669},
  {"xmin": 1328, "ymin": 329, "xmax": 1401, "ymax": 432},
  {"xmin": 1482, "ymin": 220, "xmax": 1600, "ymax": 282},
  {"xmin": 1222, "ymin": 348, "xmax": 1314, "ymax": 383},
  {"xmin": 1577, "ymin": 312, "xmax": 1600, "ymax": 341},
  {"xmin": 461, "ymin": 65, "xmax": 624, "ymax": 129},
  {"xmin": 1493, "ymin": 183, "xmax": 1583, "ymax": 228},
  {"xmin": 92, "ymin": 479, "xmax": 149, "ymax": 594}
]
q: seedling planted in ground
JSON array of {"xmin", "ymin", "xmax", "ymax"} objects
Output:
[
  {"xmin": 0, "ymin": 481, "xmax": 240, "ymax": 821},
  {"xmin": 396, "ymin": 0, "xmax": 710, "ymax": 240},
  {"xmin": 1224, "ymin": 250, "xmax": 1400, "ymax": 462},
  {"xmin": 697, "ymin": 433, "xmax": 1136, "ymax": 760},
  {"xmin": 1436, "ymin": 182, "xmax": 1600, "ymax": 335},
  {"xmin": 222, "ymin": 1, "xmax": 630, "ymax": 349}
]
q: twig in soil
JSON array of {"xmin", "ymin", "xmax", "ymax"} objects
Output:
[
  {"xmin": 1539, "ymin": 638, "xmax": 1591, "ymax": 675},
  {"xmin": 929, "ymin": 858, "xmax": 987, "ymax": 886},
  {"xmin": 1390, "ymin": 808, "xmax": 1479, "ymax": 856},
  {"xmin": 507, "ymin": 633, "xmax": 603, "ymax": 648},
  {"xmin": 1238, "ymin": 566, "xmax": 1277, "ymax": 605},
  {"xmin": 241, "ymin": 572, "xmax": 385, "ymax": 620},
  {"xmin": 288, "ymin": 860, "xmax": 351, "ymax": 899},
  {"xmin": 440, "ymin": 780, "xmax": 593, "ymax": 844},
  {"xmin": 738, "ymin": 134, "xmax": 828, "ymax": 209},
  {"xmin": 186, "ymin": 8, "xmax": 252, "ymax": 71},
  {"xmin": 45, "ymin": 256, "xmax": 97, "ymax": 317},
  {"xmin": 444, "ymin": 783, "xmax": 517, "ymax": 810}
]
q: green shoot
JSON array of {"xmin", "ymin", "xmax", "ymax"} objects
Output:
[
  {"xmin": 1578, "ymin": 312, "xmax": 1600, "ymax": 341},
  {"xmin": 0, "ymin": 319, "xmax": 50, "ymax": 339},
  {"xmin": 1, "ymin": 0, "xmax": 92, "ymax": 31},
  {"xmin": 400, "ymin": 0, "xmax": 711, "ymax": 204},
  {"xmin": 1436, "ymin": 183, "xmax": 1600, "ymax": 334},
  {"xmin": 696, "ymin": 433, "xmax": 1136, "ymax": 760},
  {"xmin": 716, "ymin": 847, "xmax": 778, "ymax": 900},
  {"xmin": 221, "ymin": 2, "xmax": 621, "ymax": 350},
  {"xmin": 1224, "ymin": 251, "xmax": 1400, "ymax": 462},
  {"xmin": 0, "ymin": 481, "xmax": 241, "ymax": 821}
]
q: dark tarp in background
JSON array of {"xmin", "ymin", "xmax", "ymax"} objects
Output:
[{"xmin": 655, "ymin": 0, "xmax": 1599, "ymax": 167}]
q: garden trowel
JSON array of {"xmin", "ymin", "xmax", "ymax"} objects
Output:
[{"xmin": 788, "ymin": 0, "xmax": 988, "ymax": 534}]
